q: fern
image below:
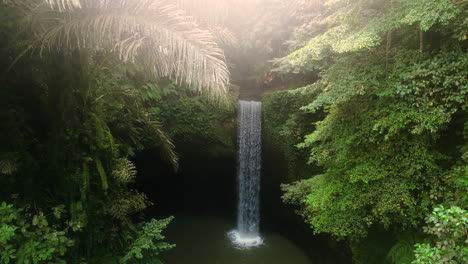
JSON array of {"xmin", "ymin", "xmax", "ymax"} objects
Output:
[
  {"xmin": 108, "ymin": 159, "xmax": 152, "ymax": 220},
  {"xmin": 120, "ymin": 217, "xmax": 175, "ymax": 264},
  {"xmin": 0, "ymin": 154, "xmax": 18, "ymax": 175},
  {"xmin": 112, "ymin": 158, "xmax": 137, "ymax": 185},
  {"xmin": 108, "ymin": 191, "xmax": 152, "ymax": 220},
  {"xmin": 387, "ymin": 239, "xmax": 415, "ymax": 264}
]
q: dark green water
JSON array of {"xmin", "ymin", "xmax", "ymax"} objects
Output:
[{"xmin": 161, "ymin": 215, "xmax": 313, "ymax": 264}]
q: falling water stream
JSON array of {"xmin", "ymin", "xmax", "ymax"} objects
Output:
[{"xmin": 228, "ymin": 100, "xmax": 263, "ymax": 248}]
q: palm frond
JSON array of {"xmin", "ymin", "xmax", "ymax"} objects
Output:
[
  {"xmin": 170, "ymin": 0, "xmax": 231, "ymax": 24},
  {"xmin": 45, "ymin": 0, "xmax": 81, "ymax": 10},
  {"xmin": 208, "ymin": 25, "xmax": 239, "ymax": 49},
  {"xmin": 18, "ymin": 0, "xmax": 230, "ymax": 100},
  {"xmin": 145, "ymin": 119, "xmax": 179, "ymax": 171},
  {"xmin": 93, "ymin": 82, "xmax": 179, "ymax": 170}
]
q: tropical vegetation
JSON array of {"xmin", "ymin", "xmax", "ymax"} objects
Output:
[{"xmin": 1, "ymin": 0, "xmax": 466, "ymax": 263}]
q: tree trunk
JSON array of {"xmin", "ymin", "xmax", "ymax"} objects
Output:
[{"xmin": 419, "ymin": 29, "xmax": 424, "ymax": 54}]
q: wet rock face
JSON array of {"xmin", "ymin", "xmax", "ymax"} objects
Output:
[{"xmin": 238, "ymin": 80, "xmax": 264, "ymax": 101}]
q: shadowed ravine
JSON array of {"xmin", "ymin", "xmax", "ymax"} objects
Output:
[
  {"xmin": 134, "ymin": 100, "xmax": 345, "ymax": 264},
  {"xmin": 157, "ymin": 101, "xmax": 334, "ymax": 263}
]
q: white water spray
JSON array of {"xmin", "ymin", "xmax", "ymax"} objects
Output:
[{"xmin": 229, "ymin": 100, "xmax": 263, "ymax": 248}]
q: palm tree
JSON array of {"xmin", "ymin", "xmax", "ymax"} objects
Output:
[
  {"xmin": 0, "ymin": 0, "xmax": 243, "ymax": 169},
  {"xmin": 4, "ymin": 0, "xmax": 230, "ymax": 99}
]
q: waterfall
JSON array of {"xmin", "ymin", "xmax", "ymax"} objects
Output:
[
  {"xmin": 237, "ymin": 100, "xmax": 262, "ymax": 237},
  {"xmin": 229, "ymin": 100, "xmax": 263, "ymax": 248}
]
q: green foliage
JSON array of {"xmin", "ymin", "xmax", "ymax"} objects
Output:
[
  {"xmin": 282, "ymin": 59, "xmax": 465, "ymax": 237},
  {"xmin": 1, "ymin": 1, "xmax": 467, "ymax": 264},
  {"xmin": 283, "ymin": 0, "xmax": 468, "ymax": 71},
  {"xmin": 0, "ymin": 202, "xmax": 73, "ymax": 264},
  {"xmin": 0, "ymin": 3, "xmax": 223, "ymax": 258},
  {"xmin": 121, "ymin": 217, "xmax": 175, "ymax": 264},
  {"xmin": 387, "ymin": 239, "xmax": 416, "ymax": 264},
  {"xmin": 4, "ymin": 0, "xmax": 231, "ymax": 100},
  {"xmin": 277, "ymin": 0, "xmax": 468, "ymax": 263},
  {"xmin": 263, "ymin": 88, "xmax": 322, "ymax": 181},
  {"xmin": 349, "ymin": 230, "xmax": 397, "ymax": 264},
  {"xmin": 108, "ymin": 158, "xmax": 152, "ymax": 221},
  {"xmin": 112, "ymin": 158, "xmax": 137, "ymax": 184},
  {"xmin": 381, "ymin": 51, "xmax": 468, "ymax": 135},
  {"xmin": 280, "ymin": 2, "xmax": 467, "ymax": 239},
  {"xmin": 412, "ymin": 205, "xmax": 468, "ymax": 264},
  {"xmin": 283, "ymin": 60, "xmax": 465, "ymax": 239},
  {"xmin": 0, "ymin": 30, "xmax": 178, "ymax": 261},
  {"xmin": 139, "ymin": 80, "xmax": 237, "ymax": 157},
  {"xmin": 400, "ymin": 0, "xmax": 462, "ymax": 31}
]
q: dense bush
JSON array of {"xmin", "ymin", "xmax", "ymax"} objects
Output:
[{"xmin": 0, "ymin": 202, "xmax": 73, "ymax": 264}]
